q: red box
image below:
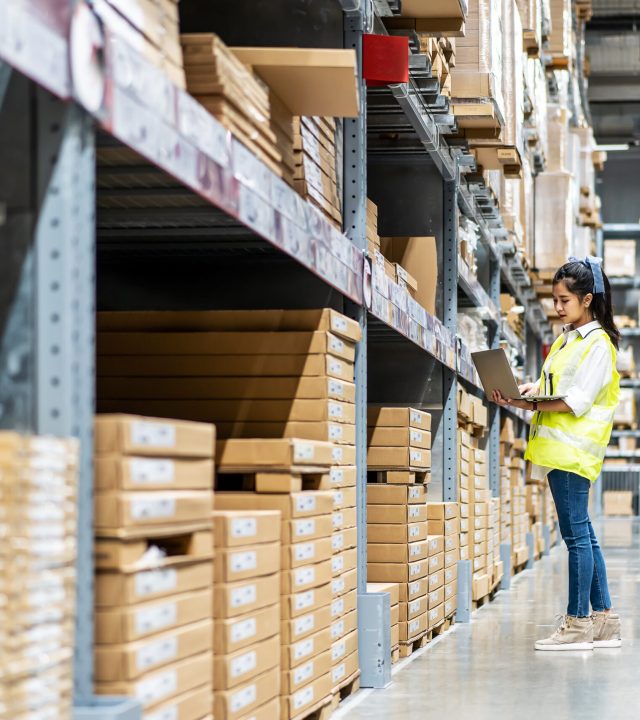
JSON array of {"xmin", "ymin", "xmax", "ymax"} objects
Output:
[{"xmin": 363, "ymin": 34, "xmax": 409, "ymax": 87}]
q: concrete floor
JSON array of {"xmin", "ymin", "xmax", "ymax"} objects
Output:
[{"xmin": 338, "ymin": 518, "xmax": 639, "ymax": 720}]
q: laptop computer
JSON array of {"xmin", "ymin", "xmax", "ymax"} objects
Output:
[{"xmin": 471, "ymin": 349, "xmax": 566, "ymax": 402}]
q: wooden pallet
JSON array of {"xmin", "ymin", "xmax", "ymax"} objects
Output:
[
  {"xmin": 331, "ymin": 671, "xmax": 360, "ymax": 709},
  {"xmin": 367, "ymin": 470, "xmax": 430, "ymax": 485},
  {"xmin": 290, "ymin": 697, "xmax": 333, "ymax": 720},
  {"xmin": 399, "ymin": 631, "xmax": 430, "ymax": 658},
  {"xmin": 431, "ymin": 618, "xmax": 451, "ymax": 638},
  {"xmin": 473, "ymin": 586, "xmax": 498, "ymax": 610}
]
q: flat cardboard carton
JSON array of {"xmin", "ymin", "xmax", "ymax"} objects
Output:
[
  {"xmin": 332, "ymin": 486, "xmax": 357, "ymax": 511},
  {"xmin": 281, "ymin": 559, "xmax": 333, "ymax": 594},
  {"xmin": 331, "ymin": 568, "xmax": 357, "ymax": 598},
  {"xmin": 331, "ymin": 628, "xmax": 358, "ymax": 665},
  {"xmin": 367, "ymin": 504, "xmax": 428, "ymax": 524},
  {"xmin": 427, "ymin": 535, "xmax": 445, "ymax": 556},
  {"xmin": 282, "ymin": 515, "xmax": 333, "ymax": 545},
  {"xmin": 95, "ymin": 456, "xmax": 213, "ymax": 491},
  {"xmin": 281, "ymin": 648, "xmax": 332, "ymax": 695},
  {"xmin": 367, "ymin": 559, "xmax": 429, "ymax": 583},
  {"xmin": 331, "ymin": 444, "xmax": 357, "ymax": 465},
  {"xmin": 367, "ymin": 426, "xmax": 431, "ymax": 449},
  {"xmin": 366, "ymin": 484, "xmax": 426, "ymax": 505},
  {"xmin": 444, "ymin": 580, "xmax": 457, "ymax": 602},
  {"xmin": 391, "ymin": 603, "xmax": 400, "ymax": 626},
  {"xmin": 136, "ymin": 685, "xmax": 211, "ymax": 720},
  {"xmin": 213, "ymin": 510, "xmax": 281, "ymax": 548},
  {"xmin": 213, "ymin": 634, "xmax": 280, "ymax": 690},
  {"xmin": 331, "ymin": 526, "xmax": 357, "ymax": 554},
  {"xmin": 214, "ymin": 573, "xmax": 280, "ymax": 619},
  {"xmin": 428, "ymin": 602, "xmax": 445, "ymax": 630},
  {"xmin": 399, "ymin": 612, "xmax": 428, "ymax": 642},
  {"xmin": 428, "ymin": 517, "xmax": 461, "ymax": 536},
  {"xmin": 94, "ymin": 619, "xmax": 213, "ymax": 682},
  {"xmin": 331, "ymin": 548, "xmax": 358, "ymax": 577},
  {"xmin": 331, "ymin": 647, "xmax": 358, "ymax": 691},
  {"xmin": 445, "ymin": 548, "xmax": 460, "ymax": 568},
  {"xmin": 427, "ymin": 503, "xmax": 459, "ymax": 521},
  {"xmin": 95, "ymin": 651, "xmax": 211, "ymax": 710},
  {"xmin": 331, "ymin": 608, "xmax": 357, "ymax": 643},
  {"xmin": 329, "ymin": 465, "xmax": 357, "ymax": 488},
  {"xmin": 444, "ymin": 596, "xmax": 457, "ymax": 617},
  {"xmin": 210, "ymin": 420, "xmax": 358, "ymax": 445},
  {"xmin": 94, "ymin": 415, "xmax": 215, "ymax": 459},
  {"xmin": 367, "ymin": 540, "xmax": 429, "ymax": 564},
  {"xmin": 367, "ymin": 521, "xmax": 428, "ymax": 544},
  {"xmin": 214, "ymin": 603, "xmax": 280, "ymax": 655},
  {"xmin": 282, "ymin": 626, "xmax": 332, "ymax": 670},
  {"xmin": 215, "ymin": 491, "xmax": 333, "ymax": 519},
  {"xmin": 428, "ymin": 568, "xmax": 444, "ymax": 592},
  {"xmin": 398, "ymin": 577, "xmax": 429, "ymax": 603},
  {"xmin": 214, "ymin": 666, "xmax": 280, "ymax": 720},
  {"xmin": 367, "ymin": 447, "xmax": 431, "ymax": 469},
  {"xmin": 398, "ymin": 595, "xmax": 427, "ymax": 622},
  {"xmin": 281, "ymin": 604, "xmax": 332, "ymax": 645},
  {"xmin": 95, "ymin": 588, "xmax": 211, "ymax": 644},
  {"xmin": 215, "ymin": 542, "xmax": 281, "ymax": 583},
  {"xmin": 366, "ymin": 581, "xmax": 400, "ymax": 606},
  {"xmin": 282, "ymin": 583, "xmax": 332, "ymax": 620},
  {"xmin": 216, "ymin": 438, "xmax": 336, "ymax": 470},
  {"xmin": 282, "ymin": 537, "xmax": 333, "ymax": 569},
  {"xmin": 281, "ymin": 673, "xmax": 332, "ymax": 720},
  {"xmin": 331, "ymin": 589, "xmax": 357, "ymax": 620},
  {"xmin": 444, "ymin": 563, "xmax": 458, "ymax": 586},
  {"xmin": 472, "ymin": 572, "xmax": 491, "ymax": 600},
  {"xmin": 428, "ymin": 586, "xmax": 444, "ymax": 611},
  {"xmin": 332, "ymin": 506, "xmax": 357, "ymax": 532},
  {"xmin": 429, "ymin": 551, "xmax": 445, "ymax": 574},
  {"xmin": 379, "ymin": 237, "xmax": 438, "ymax": 315},
  {"xmin": 367, "ymin": 407, "xmax": 431, "ymax": 430}
]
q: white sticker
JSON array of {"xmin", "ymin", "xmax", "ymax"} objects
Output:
[
  {"xmin": 294, "ymin": 519, "xmax": 316, "ymax": 538},
  {"xmin": 129, "ymin": 459, "xmax": 175, "ymax": 485},
  {"xmin": 230, "ymin": 551, "xmax": 258, "ymax": 574},
  {"xmin": 429, "ymin": 540, "xmax": 438, "ymax": 552},
  {"xmin": 334, "ymin": 491, "xmax": 344, "ymax": 508},
  {"xmin": 136, "ymin": 636, "xmax": 178, "ymax": 671},
  {"xmin": 332, "ymin": 663, "xmax": 346, "ymax": 684},
  {"xmin": 130, "ymin": 421, "xmax": 176, "ymax": 448},
  {"xmin": 332, "ymin": 446, "xmax": 344, "ymax": 461},
  {"xmin": 332, "ymin": 555, "xmax": 344, "ymax": 574},
  {"xmin": 409, "ymin": 506, "xmax": 420, "ymax": 519},
  {"xmin": 293, "ymin": 685, "xmax": 314, "ymax": 710},
  {"xmin": 410, "ymin": 430, "xmax": 423, "ymax": 444},
  {"xmin": 231, "ymin": 584, "xmax": 257, "ymax": 608},
  {"xmin": 135, "ymin": 668, "xmax": 177, "ymax": 705},
  {"xmin": 445, "ymin": 569, "xmax": 454, "ymax": 583},
  {"xmin": 332, "ymin": 641, "xmax": 346, "ymax": 661},
  {"xmin": 333, "ymin": 513, "xmax": 343, "ymax": 530},
  {"xmin": 135, "ymin": 569, "xmax": 177, "ymax": 598},
  {"xmin": 295, "ymin": 543, "xmax": 316, "ymax": 562},
  {"xmin": 410, "ymin": 599, "xmax": 421, "ymax": 614},
  {"xmin": 410, "ymin": 450, "xmax": 423, "ymax": 463},
  {"xmin": 409, "ymin": 581, "xmax": 420, "ymax": 595},
  {"xmin": 410, "ymin": 544, "xmax": 422, "ymax": 557},
  {"xmin": 146, "ymin": 705, "xmax": 178, "ymax": 720},
  {"xmin": 331, "ymin": 619, "xmax": 345, "ymax": 639},
  {"xmin": 409, "ymin": 487, "xmax": 421, "ymax": 499},
  {"xmin": 332, "ymin": 315, "xmax": 348, "ymax": 332},
  {"xmin": 134, "ymin": 602, "xmax": 177, "ymax": 635},
  {"xmin": 231, "ymin": 650, "xmax": 257, "ymax": 678},
  {"xmin": 293, "ymin": 442, "xmax": 314, "ymax": 462},
  {"xmin": 295, "ymin": 567, "xmax": 316, "ymax": 587},
  {"xmin": 231, "ymin": 617, "xmax": 257, "ymax": 643},
  {"xmin": 332, "ymin": 577, "xmax": 345, "ymax": 596},
  {"xmin": 230, "ymin": 684, "xmax": 257, "ymax": 713},
  {"xmin": 329, "ymin": 360, "xmax": 343, "ymax": 375},
  {"xmin": 294, "ymin": 637, "xmax": 315, "ymax": 661},
  {"xmin": 294, "ymin": 590, "xmax": 315, "ymax": 611},
  {"xmin": 409, "ymin": 619, "xmax": 419, "ymax": 634},
  {"xmin": 296, "ymin": 496, "xmax": 316, "ymax": 513},
  {"xmin": 430, "ymin": 557, "xmax": 439, "ymax": 569},
  {"xmin": 330, "ymin": 467, "xmax": 343, "ymax": 484},
  {"xmin": 430, "ymin": 609, "xmax": 438, "ymax": 621},
  {"xmin": 409, "ymin": 525, "xmax": 420, "ymax": 538},
  {"xmin": 410, "ymin": 410, "xmax": 422, "ymax": 425},
  {"xmin": 329, "ymin": 380, "xmax": 344, "ymax": 396},
  {"xmin": 232, "ymin": 518, "xmax": 257, "ymax": 538},
  {"xmin": 329, "ymin": 336, "xmax": 345, "ymax": 353},
  {"xmin": 294, "ymin": 614, "xmax": 315, "ymax": 637},
  {"xmin": 331, "ymin": 598, "xmax": 345, "ymax": 617},
  {"xmin": 294, "ymin": 661, "xmax": 314, "ymax": 687},
  {"xmin": 410, "ymin": 563, "xmax": 422, "ymax": 577},
  {"xmin": 131, "ymin": 497, "xmax": 176, "ymax": 521},
  {"xmin": 329, "ymin": 425, "xmax": 344, "ymax": 441},
  {"xmin": 332, "ymin": 534, "xmax": 344, "ymax": 551},
  {"xmin": 329, "ymin": 402, "xmax": 343, "ymax": 418}
]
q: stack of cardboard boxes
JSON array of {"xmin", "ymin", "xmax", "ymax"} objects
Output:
[
  {"xmin": 366, "ymin": 582, "xmax": 400, "ymax": 663},
  {"xmin": 500, "ymin": 418, "xmax": 529, "ymax": 570},
  {"xmin": 489, "ymin": 498, "xmax": 503, "ymax": 587},
  {"xmin": 427, "ymin": 503, "xmax": 460, "ymax": 624},
  {"xmin": 93, "ymin": 415, "xmax": 215, "ymax": 717},
  {"xmin": 213, "ymin": 510, "xmax": 281, "ymax": 720},
  {"xmin": 367, "ymin": 199, "xmax": 381, "ymax": 257},
  {"xmin": 1, "ymin": 433, "xmax": 78, "ymax": 719}
]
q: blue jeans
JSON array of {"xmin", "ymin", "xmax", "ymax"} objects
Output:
[{"xmin": 547, "ymin": 469, "xmax": 611, "ymax": 617}]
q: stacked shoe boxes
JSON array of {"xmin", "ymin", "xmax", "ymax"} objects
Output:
[
  {"xmin": 500, "ymin": 463, "xmax": 512, "ymax": 544},
  {"xmin": 427, "ymin": 503, "xmax": 460, "ymax": 620},
  {"xmin": 490, "ymin": 498, "xmax": 503, "ymax": 586},
  {"xmin": 93, "ymin": 415, "xmax": 215, "ymax": 717},
  {"xmin": 366, "ymin": 582, "xmax": 400, "ymax": 661},
  {"xmin": 213, "ymin": 510, "xmax": 281, "ymax": 720},
  {"xmin": 0, "ymin": 433, "xmax": 79, "ymax": 719},
  {"xmin": 367, "ymin": 483, "xmax": 430, "ymax": 651},
  {"xmin": 427, "ymin": 531, "xmax": 445, "ymax": 632},
  {"xmin": 457, "ymin": 428, "xmax": 473, "ymax": 561}
]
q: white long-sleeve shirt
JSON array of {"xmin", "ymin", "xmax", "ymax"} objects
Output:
[{"xmin": 530, "ymin": 320, "xmax": 613, "ymax": 480}]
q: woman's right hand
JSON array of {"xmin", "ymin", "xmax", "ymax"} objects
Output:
[{"xmin": 518, "ymin": 382, "xmax": 538, "ymax": 397}]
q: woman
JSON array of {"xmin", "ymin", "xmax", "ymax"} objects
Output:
[{"xmin": 492, "ymin": 257, "xmax": 621, "ymax": 651}]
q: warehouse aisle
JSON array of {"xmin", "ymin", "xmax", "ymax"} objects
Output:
[{"xmin": 340, "ymin": 518, "xmax": 638, "ymax": 720}]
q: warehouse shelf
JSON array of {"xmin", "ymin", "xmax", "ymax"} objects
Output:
[
  {"xmin": 610, "ymin": 277, "xmax": 640, "ymax": 289},
  {"xmin": 500, "ymin": 404, "xmax": 531, "ymax": 424},
  {"xmin": 458, "ymin": 260, "xmax": 501, "ymax": 324},
  {"xmin": 620, "ymin": 378, "xmax": 640, "ymax": 388},
  {"xmin": 501, "ymin": 322, "xmax": 526, "ymax": 358},
  {"xmin": 457, "ymin": 341, "xmax": 484, "ymax": 390},
  {"xmin": 611, "ymin": 429, "xmax": 640, "ymax": 437},
  {"xmin": 605, "ymin": 450, "xmax": 640, "ymax": 459},
  {"xmin": 620, "ymin": 328, "xmax": 640, "ymax": 337},
  {"xmin": 457, "ymin": 184, "xmax": 501, "ymax": 263}
]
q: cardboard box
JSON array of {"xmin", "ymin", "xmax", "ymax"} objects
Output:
[
  {"xmin": 445, "ymin": 548, "xmax": 460, "ymax": 568},
  {"xmin": 367, "ymin": 427, "xmax": 431, "ymax": 449},
  {"xmin": 95, "ymin": 491, "xmax": 213, "ymax": 533},
  {"xmin": 428, "ymin": 552, "xmax": 444, "ymax": 573},
  {"xmin": 444, "ymin": 563, "xmax": 458, "ymax": 587},
  {"xmin": 367, "ymin": 582, "xmax": 400, "ymax": 606},
  {"xmin": 333, "ymin": 486, "xmax": 357, "ymax": 511},
  {"xmin": 331, "ymin": 649, "xmax": 359, "ymax": 690},
  {"xmin": 428, "ymin": 568, "xmax": 444, "ymax": 592},
  {"xmin": 282, "ymin": 515, "xmax": 333, "ymax": 544},
  {"xmin": 398, "ymin": 594, "xmax": 428, "ymax": 622},
  {"xmin": 281, "ymin": 648, "xmax": 332, "ymax": 695},
  {"xmin": 281, "ymin": 673, "xmax": 332, "ymax": 720},
  {"xmin": 215, "ymin": 543, "xmax": 281, "ymax": 583},
  {"xmin": 329, "ymin": 465, "xmax": 357, "ymax": 489},
  {"xmin": 425, "ymin": 517, "xmax": 460, "ymax": 536},
  {"xmin": 367, "ymin": 541, "xmax": 429, "ymax": 564},
  {"xmin": 281, "ymin": 604, "xmax": 332, "ymax": 646},
  {"xmin": 331, "ymin": 568, "xmax": 357, "ymax": 598},
  {"xmin": 367, "ymin": 407, "xmax": 431, "ymax": 430},
  {"xmin": 214, "ymin": 634, "xmax": 280, "ymax": 690},
  {"xmin": 444, "ymin": 535, "xmax": 460, "ymax": 552},
  {"xmin": 282, "ymin": 537, "xmax": 333, "ymax": 569},
  {"xmin": 367, "ymin": 447, "xmax": 431, "ymax": 469},
  {"xmin": 605, "ymin": 239, "xmax": 636, "ymax": 278},
  {"xmin": 216, "ymin": 438, "xmax": 336, "ymax": 469},
  {"xmin": 282, "ymin": 627, "xmax": 332, "ymax": 670},
  {"xmin": 281, "ymin": 560, "xmax": 333, "ymax": 594},
  {"xmin": 332, "ymin": 526, "xmax": 357, "ymax": 554},
  {"xmin": 367, "ymin": 521, "xmax": 428, "ymax": 544},
  {"xmin": 444, "ymin": 578, "xmax": 457, "ymax": 601},
  {"xmin": 472, "ymin": 573, "xmax": 491, "ymax": 600},
  {"xmin": 332, "ymin": 507, "xmax": 357, "ymax": 532},
  {"xmin": 214, "ymin": 573, "xmax": 281, "ymax": 619},
  {"xmin": 367, "ymin": 504, "xmax": 428, "ymax": 524},
  {"xmin": 427, "ymin": 536, "xmax": 445, "ymax": 556},
  {"xmin": 331, "ymin": 589, "xmax": 357, "ymax": 620},
  {"xmin": 399, "ymin": 612, "xmax": 428, "ymax": 642},
  {"xmin": 215, "ymin": 603, "xmax": 280, "ymax": 655},
  {"xmin": 214, "ymin": 666, "xmax": 280, "ymax": 720},
  {"xmin": 427, "ymin": 503, "xmax": 459, "ymax": 521},
  {"xmin": 367, "ymin": 559, "xmax": 429, "ymax": 583},
  {"xmin": 331, "ymin": 548, "xmax": 357, "ymax": 577},
  {"xmin": 331, "ymin": 628, "xmax": 358, "ymax": 665},
  {"xmin": 215, "ymin": 492, "xmax": 333, "ymax": 519},
  {"xmin": 428, "ymin": 602, "xmax": 445, "ymax": 630},
  {"xmin": 95, "ymin": 589, "xmax": 211, "ymax": 644},
  {"xmin": 379, "ymin": 237, "xmax": 437, "ymax": 316},
  {"xmin": 331, "ymin": 607, "xmax": 358, "ymax": 643},
  {"xmin": 398, "ymin": 577, "xmax": 429, "ymax": 602},
  {"xmin": 95, "ymin": 456, "xmax": 213, "ymax": 491},
  {"xmin": 137, "ymin": 685, "xmax": 211, "ymax": 720},
  {"xmin": 331, "ymin": 444, "xmax": 357, "ymax": 465},
  {"xmin": 95, "ymin": 651, "xmax": 211, "ymax": 710},
  {"xmin": 282, "ymin": 583, "xmax": 332, "ymax": 620},
  {"xmin": 366, "ymin": 484, "xmax": 426, "ymax": 505},
  {"xmin": 94, "ymin": 415, "xmax": 215, "ymax": 459},
  {"xmin": 213, "ymin": 511, "xmax": 281, "ymax": 548}
]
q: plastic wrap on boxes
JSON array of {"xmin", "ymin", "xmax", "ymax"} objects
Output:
[
  {"xmin": 534, "ymin": 171, "xmax": 574, "ymax": 271},
  {"xmin": 549, "ymin": 0, "xmax": 571, "ymax": 58},
  {"xmin": 457, "ymin": 309, "xmax": 489, "ymax": 352},
  {"xmin": 502, "ymin": 0, "xmax": 524, "ymax": 153},
  {"xmin": 614, "ymin": 389, "xmax": 636, "ymax": 427},
  {"xmin": 517, "ymin": 0, "xmax": 542, "ymax": 39},
  {"xmin": 546, "ymin": 104, "xmax": 570, "ymax": 172},
  {"xmin": 617, "ymin": 346, "xmax": 635, "ymax": 375},
  {"xmin": 532, "ymin": 60, "xmax": 548, "ymax": 158},
  {"xmin": 520, "ymin": 153, "xmax": 534, "ymax": 258}
]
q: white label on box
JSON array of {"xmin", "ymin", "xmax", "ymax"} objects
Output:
[
  {"xmin": 332, "ymin": 555, "xmax": 344, "ymax": 574},
  {"xmin": 136, "ymin": 636, "xmax": 178, "ymax": 671},
  {"xmin": 294, "ymin": 636, "xmax": 315, "ymax": 661},
  {"xmin": 329, "ymin": 424, "xmax": 344, "ymax": 441},
  {"xmin": 409, "ymin": 619, "xmax": 419, "ymax": 634},
  {"xmin": 430, "ymin": 557, "xmax": 439, "ymax": 569},
  {"xmin": 409, "ymin": 506, "xmax": 420, "ymax": 519},
  {"xmin": 331, "ymin": 598, "xmax": 345, "ymax": 617},
  {"xmin": 131, "ymin": 421, "xmax": 176, "ymax": 448},
  {"xmin": 294, "ymin": 685, "xmax": 314, "ymax": 711},
  {"xmin": 294, "ymin": 661, "xmax": 314, "ymax": 687},
  {"xmin": 332, "ymin": 663, "xmax": 346, "ymax": 684},
  {"xmin": 410, "ymin": 563, "xmax": 422, "ymax": 577},
  {"xmin": 134, "ymin": 602, "xmax": 177, "ymax": 635},
  {"xmin": 330, "ymin": 467, "xmax": 343, "ymax": 484},
  {"xmin": 410, "ymin": 450, "xmax": 422, "ymax": 463},
  {"xmin": 146, "ymin": 705, "xmax": 178, "ymax": 720},
  {"xmin": 332, "ymin": 533, "xmax": 344, "ymax": 552},
  {"xmin": 409, "ymin": 487, "xmax": 421, "ymax": 499},
  {"xmin": 410, "ymin": 430, "xmax": 423, "ymax": 444},
  {"xmin": 409, "ymin": 581, "xmax": 420, "ymax": 595},
  {"xmin": 329, "ymin": 359, "xmax": 343, "ymax": 375},
  {"xmin": 429, "ymin": 591, "xmax": 438, "ymax": 605},
  {"xmin": 129, "ymin": 459, "xmax": 175, "ymax": 485},
  {"xmin": 445, "ymin": 568, "xmax": 454, "ymax": 583},
  {"xmin": 332, "ymin": 446, "xmax": 344, "ymax": 461},
  {"xmin": 231, "ymin": 650, "xmax": 257, "ymax": 678},
  {"xmin": 231, "ymin": 684, "xmax": 257, "ymax": 713},
  {"xmin": 446, "ymin": 507, "xmax": 455, "ymax": 518},
  {"xmin": 446, "ymin": 537, "xmax": 454, "ymax": 551},
  {"xmin": 296, "ymin": 496, "xmax": 317, "ymax": 513},
  {"xmin": 231, "ymin": 584, "xmax": 257, "ymax": 608},
  {"xmin": 231, "ymin": 551, "xmax": 258, "ymax": 574},
  {"xmin": 430, "ymin": 609, "xmax": 438, "ymax": 621},
  {"xmin": 294, "ymin": 613, "xmax": 315, "ymax": 637},
  {"xmin": 295, "ymin": 543, "xmax": 316, "ymax": 562},
  {"xmin": 294, "ymin": 519, "xmax": 316, "ymax": 538},
  {"xmin": 329, "ymin": 380, "xmax": 344, "ymax": 397},
  {"xmin": 410, "ymin": 410, "xmax": 422, "ymax": 425},
  {"xmin": 410, "ymin": 599, "xmax": 421, "ymax": 614},
  {"xmin": 329, "ymin": 402, "xmax": 343, "ymax": 419},
  {"xmin": 445, "ymin": 600, "xmax": 454, "ymax": 615},
  {"xmin": 445, "ymin": 585, "xmax": 453, "ymax": 600},
  {"xmin": 410, "ymin": 544, "xmax": 422, "ymax": 558},
  {"xmin": 135, "ymin": 569, "xmax": 177, "ymax": 598},
  {"xmin": 409, "ymin": 525, "xmax": 420, "ymax": 539},
  {"xmin": 231, "ymin": 616, "xmax": 257, "ymax": 643},
  {"xmin": 131, "ymin": 497, "xmax": 176, "ymax": 521},
  {"xmin": 329, "ymin": 336, "xmax": 345, "ymax": 353},
  {"xmin": 429, "ymin": 539, "xmax": 438, "ymax": 552},
  {"xmin": 334, "ymin": 491, "xmax": 344, "ymax": 508},
  {"xmin": 332, "ymin": 315, "xmax": 348, "ymax": 333},
  {"xmin": 333, "ymin": 513, "xmax": 343, "ymax": 530},
  {"xmin": 294, "ymin": 590, "xmax": 315, "ymax": 611},
  {"xmin": 293, "ymin": 442, "xmax": 315, "ymax": 462},
  {"xmin": 332, "ymin": 640, "xmax": 346, "ymax": 661},
  {"xmin": 332, "ymin": 577, "xmax": 345, "ymax": 596},
  {"xmin": 231, "ymin": 517, "xmax": 257, "ymax": 538},
  {"xmin": 135, "ymin": 668, "xmax": 177, "ymax": 705},
  {"xmin": 295, "ymin": 567, "xmax": 316, "ymax": 587},
  {"xmin": 331, "ymin": 619, "xmax": 345, "ymax": 639}
]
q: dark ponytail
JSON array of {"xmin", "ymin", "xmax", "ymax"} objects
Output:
[{"xmin": 553, "ymin": 260, "xmax": 620, "ymax": 349}]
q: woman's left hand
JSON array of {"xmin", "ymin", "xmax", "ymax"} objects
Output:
[{"xmin": 491, "ymin": 390, "xmax": 531, "ymax": 411}]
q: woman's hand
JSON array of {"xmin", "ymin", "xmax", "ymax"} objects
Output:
[
  {"xmin": 491, "ymin": 390, "xmax": 531, "ymax": 411},
  {"xmin": 518, "ymin": 382, "xmax": 538, "ymax": 397}
]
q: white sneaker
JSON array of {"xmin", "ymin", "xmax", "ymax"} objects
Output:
[{"xmin": 535, "ymin": 615, "xmax": 594, "ymax": 651}]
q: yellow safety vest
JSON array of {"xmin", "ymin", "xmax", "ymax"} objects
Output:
[{"xmin": 524, "ymin": 327, "xmax": 620, "ymax": 482}]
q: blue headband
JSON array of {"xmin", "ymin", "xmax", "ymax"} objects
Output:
[{"xmin": 568, "ymin": 255, "xmax": 605, "ymax": 295}]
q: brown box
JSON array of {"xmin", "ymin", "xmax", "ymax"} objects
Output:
[
  {"xmin": 214, "ymin": 603, "xmax": 280, "ymax": 655},
  {"xmin": 282, "ymin": 583, "xmax": 332, "ymax": 620},
  {"xmin": 282, "ymin": 626, "xmax": 332, "ymax": 670},
  {"xmin": 331, "ymin": 607, "xmax": 357, "ymax": 643},
  {"xmin": 331, "ymin": 588, "xmax": 357, "ymax": 621},
  {"xmin": 367, "ymin": 504, "xmax": 428, "ymax": 524},
  {"xmin": 216, "ymin": 438, "xmax": 335, "ymax": 470},
  {"xmin": 428, "ymin": 602, "xmax": 445, "ymax": 630},
  {"xmin": 332, "ymin": 507, "xmax": 357, "ymax": 532},
  {"xmin": 216, "ymin": 492, "xmax": 333, "ymax": 519},
  {"xmin": 398, "ymin": 594, "xmax": 428, "ymax": 622},
  {"xmin": 428, "ymin": 569, "xmax": 444, "ymax": 592},
  {"xmin": 444, "ymin": 563, "xmax": 458, "ymax": 587},
  {"xmin": 215, "ymin": 543, "xmax": 281, "ymax": 583},
  {"xmin": 332, "ymin": 568, "xmax": 357, "ymax": 599},
  {"xmin": 214, "ymin": 573, "xmax": 281, "ymax": 619},
  {"xmin": 281, "ymin": 604, "xmax": 332, "ymax": 646},
  {"xmin": 398, "ymin": 578, "xmax": 429, "ymax": 603},
  {"xmin": 444, "ymin": 579, "xmax": 457, "ymax": 602},
  {"xmin": 399, "ymin": 612, "xmax": 428, "ymax": 642},
  {"xmin": 367, "ymin": 540, "xmax": 429, "ymax": 564},
  {"xmin": 329, "ymin": 465, "xmax": 357, "ymax": 488},
  {"xmin": 331, "ymin": 526, "xmax": 357, "ymax": 554},
  {"xmin": 367, "ymin": 407, "xmax": 431, "ymax": 430},
  {"xmin": 366, "ymin": 484, "xmax": 426, "ymax": 505},
  {"xmin": 332, "ymin": 649, "xmax": 359, "ymax": 692},
  {"xmin": 281, "ymin": 673, "xmax": 332, "ymax": 720},
  {"xmin": 367, "ymin": 426, "xmax": 431, "ymax": 449},
  {"xmin": 426, "ymin": 503, "xmax": 459, "ymax": 521},
  {"xmin": 331, "ymin": 628, "xmax": 358, "ymax": 665},
  {"xmin": 445, "ymin": 548, "xmax": 460, "ymax": 568},
  {"xmin": 428, "ymin": 586, "xmax": 444, "ymax": 611},
  {"xmin": 213, "ymin": 511, "xmax": 281, "ymax": 549},
  {"xmin": 94, "ymin": 415, "xmax": 215, "ymax": 458},
  {"xmin": 331, "ymin": 548, "xmax": 358, "ymax": 577},
  {"xmin": 95, "ymin": 456, "xmax": 213, "ymax": 491},
  {"xmin": 367, "ymin": 559, "xmax": 429, "ymax": 583},
  {"xmin": 367, "ymin": 447, "xmax": 431, "ymax": 469},
  {"xmin": 331, "ymin": 444, "xmax": 357, "ymax": 465},
  {"xmin": 428, "ymin": 517, "xmax": 461, "ymax": 536},
  {"xmin": 282, "ymin": 537, "xmax": 333, "ymax": 569},
  {"xmin": 281, "ymin": 648, "xmax": 332, "ymax": 695},
  {"xmin": 379, "ymin": 237, "xmax": 438, "ymax": 316},
  {"xmin": 427, "ymin": 536, "xmax": 445, "ymax": 556},
  {"xmin": 281, "ymin": 559, "xmax": 333, "ymax": 594},
  {"xmin": 367, "ymin": 521, "xmax": 428, "ymax": 544},
  {"xmin": 366, "ymin": 581, "xmax": 400, "ymax": 606},
  {"xmin": 333, "ymin": 486, "xmax": 357, "ymax": 511},
  {"xmin": 472, "ymin": 573, "xmax": 491, "ymax": 601},
  {"xmin": 136, "ymin": 685, "xmax": 211, "ymax": 720},
  {"xmin": 213, "ymin": 634, "xmax": 280, "ymax": 690},
  {"xmin": 214, "ymin": 666, "xmax": 280, "ymax": 720},
  {"xmin": 282, "ymin": 516, "xmax": 333, "ymax": 545},
  {"xmin": 95, "ymin": 589, "xmax": 211, "ymax": 644}
]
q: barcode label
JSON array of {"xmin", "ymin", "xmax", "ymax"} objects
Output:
[{"xmin": 130, "ymin": 421, "xmax": 176, "ymax": 448}]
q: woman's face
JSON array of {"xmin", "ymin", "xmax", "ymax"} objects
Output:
[{"xmin": 552, "ymin": 279, "xmax": 592, "ymax": 325}]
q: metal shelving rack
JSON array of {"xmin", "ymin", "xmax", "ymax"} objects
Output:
[{"xmin": 0, "ymin": 0, "xmax": 553, "ymax": 714}]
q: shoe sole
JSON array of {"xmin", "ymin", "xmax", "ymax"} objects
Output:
[
  {"xmin": 594, "ymin": 639, "xmax": 622, "ymax": 648},
  {"xmin": 535, "ymin": 642, "xmax": 594, "ymax": 651}
]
